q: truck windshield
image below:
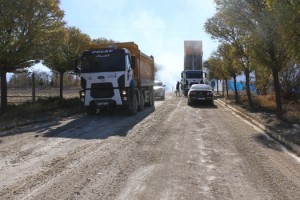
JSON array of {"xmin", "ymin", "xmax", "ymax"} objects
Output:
[
  {"xmin": 186, "ymin": 71, "xmax": 203, "ymax": 78},
  {"xmin": 81, "ymin": 52, "xmax": 125, "ymax": 73}
]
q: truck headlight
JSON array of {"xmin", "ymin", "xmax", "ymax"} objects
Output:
[{"xmin": 79, "ymin": 91, "xmax": 85, "ymax": 97}]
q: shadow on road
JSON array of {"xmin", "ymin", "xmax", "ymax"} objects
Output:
[
  {"xmin": 42, "ymin": 107, "xmax": 155, "ymax": 140},
  {"xmin": 0, "ymin": 107, "xmax": 155, "ymax": 140},
  {"xmin": 188, "ymin": 103, "xmax": 218, "ymax": 109},
  {"xmin": 154, "ymin": 98, "xmax": 165, "ymax": 101},
  {"xmin": 253, "ymin": 134, "xmax": 284, "ymax": 152}
]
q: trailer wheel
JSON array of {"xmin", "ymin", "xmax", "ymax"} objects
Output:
[
  {"xmin": 138, "ymin": 92, "xmax": 145, "ymax": 111},
  {"xmin": 145, "ymin": 87, "xmax": 154, "ymax": 107},
  {"xmin": 184, "ymin": 89, "xmax": 188, "ymax": 97},
  {"xmin": 149, "ymin": 88, "xmax": 154, "ymax": 107}
]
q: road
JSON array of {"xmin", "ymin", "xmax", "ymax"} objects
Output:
[{"xmin": 0, "ymin": 93, "xmax": 300, "ymax": 200}]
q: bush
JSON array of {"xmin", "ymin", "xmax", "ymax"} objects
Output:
[{"xmin": 279, "ymin": 63, "xmax": 300, "ymax": 100}]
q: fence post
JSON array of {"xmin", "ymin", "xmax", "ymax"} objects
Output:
[{"xmin": 32, "ymin": 73, "xmax": 36, "ymax": 102}]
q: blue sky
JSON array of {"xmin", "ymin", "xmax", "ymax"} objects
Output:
[{"xmin": 35, "ymin": 0, "xmax": 219, "ymax": 89}]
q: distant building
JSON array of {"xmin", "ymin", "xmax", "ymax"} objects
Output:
[{"xmin": 184, "ymin": 41, "xmax": 203, "ymax": 71}]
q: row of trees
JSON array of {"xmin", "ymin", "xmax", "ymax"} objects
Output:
[
  {"xmin": 204, "ymin": 0, "xmax": 300, "ymax": 116},
  {"xmin": 0, "ymin": 0, "xmax": 114, "ymax": 114},
  {"xmin": 8, "ymin": 71, "xmax": 80, "ymax": 88}
]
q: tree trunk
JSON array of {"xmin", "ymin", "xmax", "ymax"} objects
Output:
[
  {"xmin": 233, "ymin": 75, "xmax": 239, "ymax": 103},
  {"xmin": 216, "ymin": 79, "xmax": 219, "ymax": 94},
  {"xmin": 222, "ymin": 80, "xmax": 224, "ymax": 97},
  {"xmin": 225, "ymin": 79, "xmax": 229, "ymax": 98},
  {"xmin": 272, "ymin": 68, "xmax": 283, "ymax": 116},
  {"xmin": 32, "ymin": 73, "xmax": 36, "ymax": 102},
  {"xmin": 0, "ymin": 71, "xmax": 8, "ymax": 115},
  {"xmin": 244, "ymin": 69, "xmax": 253, "ymax": 108},
  {"xmin": 59, "ymin": 71, "xmax": 64, "ymax": 99}
]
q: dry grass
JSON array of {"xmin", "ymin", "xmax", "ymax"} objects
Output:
[
  {"xmin": 231, "ymin": 93, "xmax": 300, "ymax": 124},
  {"xmin": 1, "ymin": 88, "xmax": 84, "ymax": 124},
  {"xmin": 252, "ymin": 95, "xmax": 276, "ymax": 111},
  {"xmin": 6, "ymin": 87, "xmax": 79, "ymax": 104},
  {"xmin": 282, "ymin": 102, "xmax": 300, "ymax": 123},
  {"xmin": 0, "ymin": 97, "xmax": 84, "ymax": 124}
]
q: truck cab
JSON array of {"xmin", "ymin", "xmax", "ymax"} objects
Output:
[{"xmin": 181, "ymin": 70, "xmax": 206, "ymax": 96}]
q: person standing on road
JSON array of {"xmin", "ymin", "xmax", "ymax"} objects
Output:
[
  {"xmin": 211, "ymin": 80, "xmax": 215, "ymax": 92},
  {"xmin": 176, "ymin": 81, "xmax": 180, "ymax": 97}
]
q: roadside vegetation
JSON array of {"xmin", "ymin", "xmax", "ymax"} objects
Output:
[
  {"xmin": 204, "ymin": 0, "xmax": 300, "ymax": 118},
  {"xmin": 226, "ymin": 92, "xmax": 300, "ymax": 125},
  {"xmin": 0, "ymin": 0, "xmax": 114, "ymax": 115},
  {"xmin": 0, "ymin": 96, "xmax": 84, "ymax": 125}
]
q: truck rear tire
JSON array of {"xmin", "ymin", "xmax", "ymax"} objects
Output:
[
  {"xmin": 149, "ymin": 89, "xmax": 154, "ymax": 106},
  {"xmin": 145, "ymin": 88, "xmax": 154, "ymax": 107},
  {"xmin": 138, "ymin": 93, "xmax": 145, "ymax": 111},
  {"xmin": 184, "ymin": 90, "xmax": 188, "ymax": 96}
]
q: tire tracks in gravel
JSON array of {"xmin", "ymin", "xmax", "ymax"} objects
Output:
[
  {"xmin": 0, "ymin": 99, "xmax": 175, "ymax": 199},
  {"xmin": 115, "ymin": 97, "xmax": 218, "ymax": 200}
]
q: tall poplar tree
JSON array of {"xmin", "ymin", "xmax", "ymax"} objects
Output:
[{"xmin": 0, "ymin": 0, "xmax": 64, "ymax": 114}]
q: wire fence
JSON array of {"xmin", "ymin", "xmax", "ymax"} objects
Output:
[{"xmin": 1, "ymin": 87, "xmax": 80, "ymax": 105}]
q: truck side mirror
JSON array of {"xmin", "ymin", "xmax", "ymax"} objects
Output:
[{"xmin": 131, "ymin": 56, "xmax": 136, "ymax": 69}]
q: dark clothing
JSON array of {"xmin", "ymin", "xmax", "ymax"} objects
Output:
[
  {"xmin": 211, "ymin": 81, "xmax": 215, "ymax": 91},
  {"xmin": 176, "ymin": 81, "xmax": 180, "ymax": 96},
  {"xmin": 176, "ymin": 82, "xmax": 180, "ymax": 90},
  {"xmin": 211, "ymin": 81, "xmax": 215, "ymax": 87}
]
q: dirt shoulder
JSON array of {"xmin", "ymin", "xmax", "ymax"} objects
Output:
[{"xmin": 217, "ymin": 97, "xmax": 300, "ymax": 155}]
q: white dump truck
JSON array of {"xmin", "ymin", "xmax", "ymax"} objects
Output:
[{"xmin": 75, "ymin": 42, "xmax": 155, "ymax": 115}]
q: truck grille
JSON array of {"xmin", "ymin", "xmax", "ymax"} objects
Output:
[{"xmin": 90, "ymin": 83, "xmax": 114, "ymax": 98}]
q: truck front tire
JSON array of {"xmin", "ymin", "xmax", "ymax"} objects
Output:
[
  {"xmin": 128, "ymin": 93, "xmax": 138, "ymax": 115},
  {"xmin": 86, "ymin": 105, "xmax": 97, "ymax": 115}
]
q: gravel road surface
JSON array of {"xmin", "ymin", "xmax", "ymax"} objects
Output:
[{"xmin": 0, "ymin": 93, "xmax": 300, "ymax": 199}]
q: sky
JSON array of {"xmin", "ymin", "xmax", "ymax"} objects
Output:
[{"xmin": 34, "ymin": 0, "xmax": 219, "ymax": 90}]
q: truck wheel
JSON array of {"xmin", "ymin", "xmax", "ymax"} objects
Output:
[
  {"xmin": 161, "ymin": 92, "xmax": 165, "ymax": 100},
  {"xmin": 128, "ymin": 93, "xmax": 138, "ymax": 115},
  {"xmin": 86, "ymin": 105, "xmax": 97, "ymax": 115},
  {"xmin": 138, "ymin": 93, "xmax": 144, "ymax": 111},
  {"xmin": 145, "ymin": 87, "xmax": 154, "ymax": 107},
  {"xmin": 149, "ymin": 89, "xmax": 154, "ymax": 106},
  {"xmin": 184, "ymin": 90, "xmax": 188, "ymax": 96}
]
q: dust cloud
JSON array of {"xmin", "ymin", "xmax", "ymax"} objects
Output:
[{"xmin": 155, "ymin": 63, "xmax": 181, "ymax": 92}]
